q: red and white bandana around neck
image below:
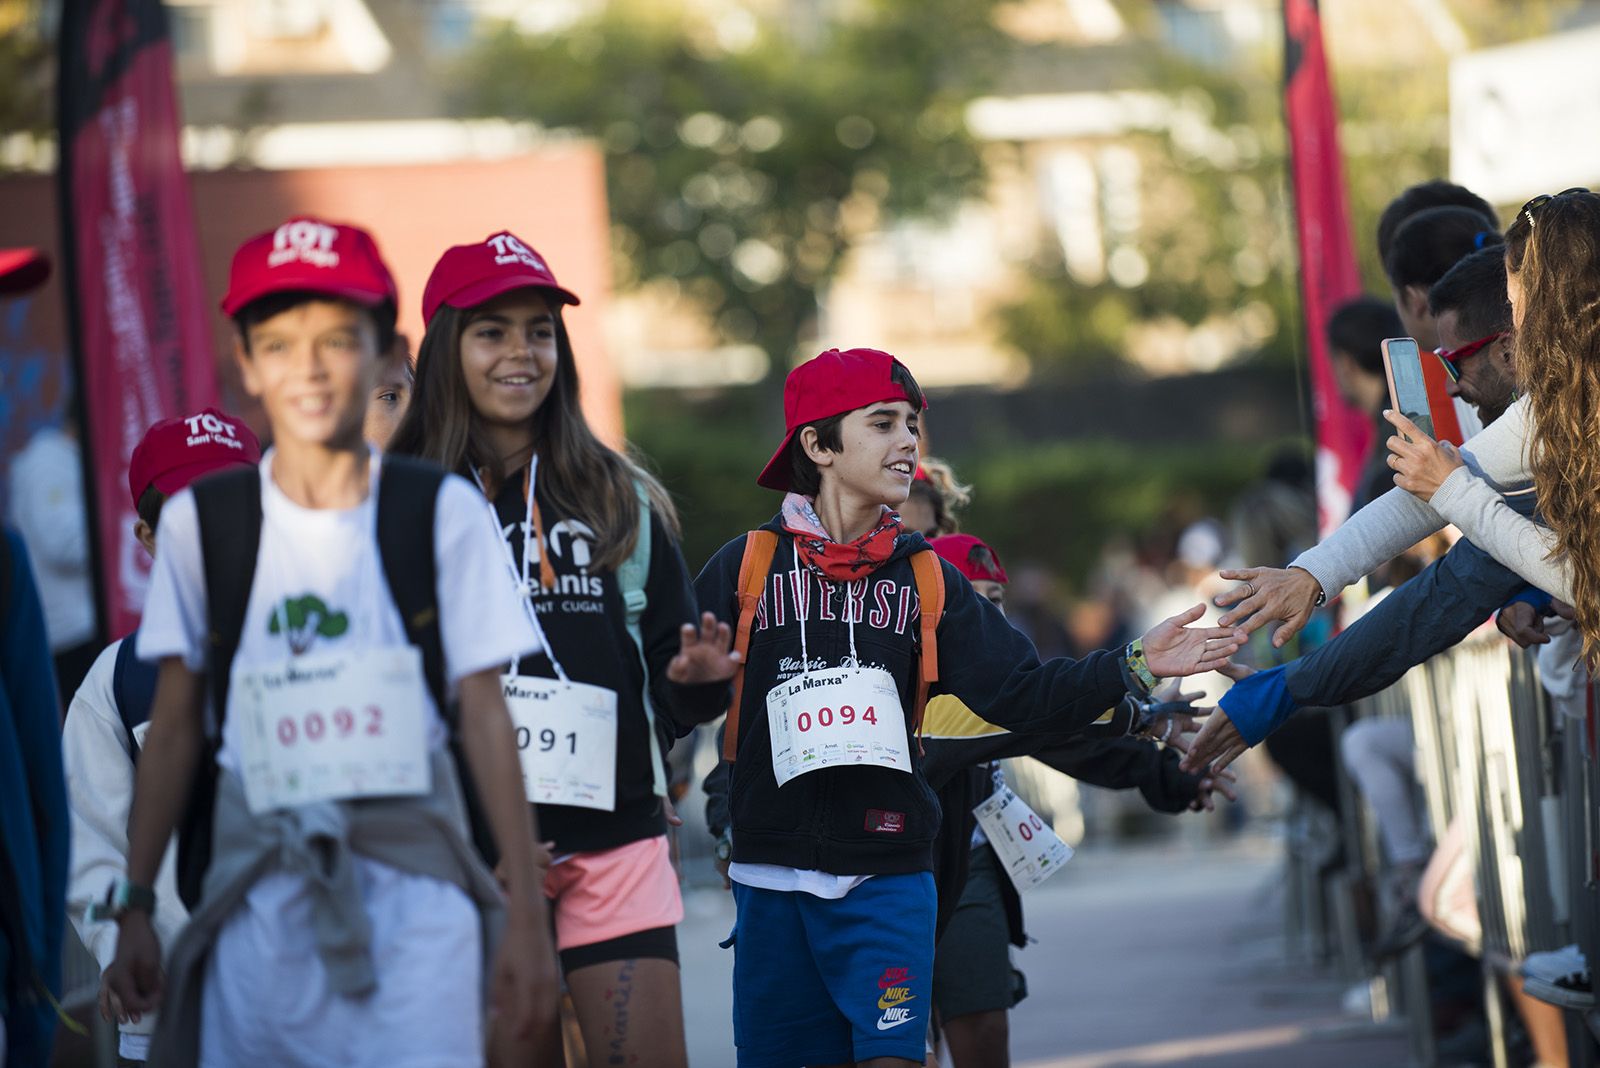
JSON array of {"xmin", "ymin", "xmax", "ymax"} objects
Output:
[{"xmin": 781, "ymin": 493, "xmax": 903, "ymax": 582}]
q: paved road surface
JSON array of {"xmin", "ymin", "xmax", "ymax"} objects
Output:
[{"xmin": 679, "ymin": 835, "xmax": 1411, "ymax": 1067}]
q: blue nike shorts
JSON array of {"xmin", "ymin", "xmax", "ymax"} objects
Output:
[{"xmin": 728, "ymin": 872, "xmax": 936, "ymax": 1067}]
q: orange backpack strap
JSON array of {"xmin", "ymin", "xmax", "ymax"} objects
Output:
[
  {"xmin": 722, "ymin": 531, "xmax": 780, "ymax": 762},
  {"xmin": 909, "ymin": 549, "xmax": 947, "ymax": 734}
]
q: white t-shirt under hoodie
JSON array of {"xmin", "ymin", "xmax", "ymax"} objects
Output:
[{"xmin": 138, "ymin": 450, "xmax": 539, "ymax": 1068}]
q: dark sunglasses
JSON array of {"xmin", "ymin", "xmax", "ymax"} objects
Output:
[
  {"xmin": 1434, "ymin": 332, "xmax": 1510, "ymax": 381},
  {"xmin": 1520, "ymin": 187, "xmax": 1591, "ymax": 230}
]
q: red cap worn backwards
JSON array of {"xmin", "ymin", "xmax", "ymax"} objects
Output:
[
  {"xmin": 128, "ymin": 408, "xmax": 262, "ymax": 506},
  {"xmin": 756, "ymin": 347, "xmax": 927, "ymax": 491},
  {"xmin": 930, "ymin": 534, "xmax": 1009, "ymax": 585},
  {"xmin": 221, "ymin": 217, "xmax": 396, "ymax": 316},
  {"xmin": 422, "ymin": 231, "xmax": 580, "ymax": 325}
]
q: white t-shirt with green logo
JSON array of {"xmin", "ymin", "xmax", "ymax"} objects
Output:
[{"xmin": 139, "ymin": 449, "xmax": 538, "ymax": 1065}]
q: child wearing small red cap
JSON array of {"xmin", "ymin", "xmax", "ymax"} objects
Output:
[
  {"xmin": 694, "ymin": 346, "xmax": 1244, "ymax": 1068},
  {"xmin": 919, "ymin": 532, "xmax": 1233, "ymax": 1068},
  {"xmin": 105, "ymin": 217, "xmax": 558, "ymax": 1067},
  {"xmin": 64, "ymin": 407, "xmax": 260, "ymax": 1062},
  {"xmin": 388, "ymin": 231, "xmax": 739, "ymax": 1067}
]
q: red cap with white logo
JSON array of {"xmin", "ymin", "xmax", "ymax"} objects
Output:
[
  {"xmin": 421, "ymin": 231, "xmax": 581, "ymax": 325},
  {"xmin": 756, "ymin": 347, "xmax": 926, "ymax": 491},
  {"xmin": 930, "ymin": 534, "xmax": 1009, "ymax": 585},
  {"xmin": 221, "ymin": 217, "xmax": 397, "ymax": 316},
  {"xmin": 128, "ymin": 408, "xmax": 262, "ymax": 505}
]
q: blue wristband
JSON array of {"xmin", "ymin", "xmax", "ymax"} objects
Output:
[{"xmin": 1218, "ymin": 665, "xmax": 1298, "ymax": 746}]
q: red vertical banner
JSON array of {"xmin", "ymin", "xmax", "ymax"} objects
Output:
[
  {"xmin": 57, "ymin": 0, "xmax": 218, "ymax": 638},
  {"xmin": 1283, "ymin": 0, "xmax": 1370, "ymax": 537}
]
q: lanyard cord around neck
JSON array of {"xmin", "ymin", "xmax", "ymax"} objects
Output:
[
  {"xmin": 472, "ymin": 458, "xmax": 569, "ymax": 681},
  {"xmin": 789, "ymin": 544, "xmax": 859, "ymax": 673}
]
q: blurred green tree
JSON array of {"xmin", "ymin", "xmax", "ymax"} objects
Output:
[
  {"xmin": 0, "ymin": 0, "xmax": 51, "ymax": 151},
  {"xmin": 458, "ymin": 0, "xmax": 1005, "ymax": 366}
]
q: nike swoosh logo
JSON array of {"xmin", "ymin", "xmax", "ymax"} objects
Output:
[{"xmin": 877, "ymin": 1017, "xmax": 915, "ymax": 1031}]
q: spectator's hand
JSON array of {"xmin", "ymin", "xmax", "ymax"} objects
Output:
[
  {"xmin": 667, "ymin": 612, "xmax": 742, "ymax": 685},
  {"xmin": 715, "ymin": 855, "xmax": 732, "ymax": 890},
  {"xmin": 1216, "ymin": 660, "xmax": 1256, "ymax": 682},
  {"xmin": 1498, "ymin": 600, "xmax": 1551, "ymax": 647},
  {"xmin": 1180, "ymin": 708, "xmax": 1249, "ymax": 775},
  {"xmin": 1214, "ymin": 566, "xmax": 1324, "ymax": 647},
  {"xmin": 1385, "ymin": 411, "xmax": 1465, "ymax": 501},
  {"xmin": 1139, "ymin": 604, "xmax": 1247, "ymax": 678},
  {"xmin": 1190, "ymin": 767, "xmax": 1239, "ymax": 812},
  {"xmin": 104, "ymin": 912, "xmax": 164, "ymax": 1021}
]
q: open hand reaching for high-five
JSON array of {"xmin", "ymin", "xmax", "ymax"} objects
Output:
[
  {"xmin": 1139, "ymin": 604, "xmax": 1248, "ymax": 679},
  {"xmin": 666, "ymin": 612, "xmax": 742, "ymax": 685},
  {"xmin": 1180, "ymin": 660, "xmax": 1256, "ymax": 774}
]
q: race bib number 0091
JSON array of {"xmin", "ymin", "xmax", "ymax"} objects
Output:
[
  {"xmin": 766, "ymin": 666, "xmax": 911, "ymax": 787},
  {"xmin": 502, "ymin": 675, "xmax": 619, "ymax": 811},
  {"xmin": 233, "ymin": 647, "xmax": 433, "ymax": 815},
  {"xmin": 973, "ymin": 784, "xmax": 1074, "ymax": 891}
]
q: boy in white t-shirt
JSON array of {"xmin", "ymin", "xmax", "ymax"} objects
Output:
[{"xmin": 104, "ymin": 217, "xmax": 558, "ymax": 1067}]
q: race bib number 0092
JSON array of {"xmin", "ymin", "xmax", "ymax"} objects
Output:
[
  {"xmin": 502, "ymin": 675, "xmax": 619, "ymax": 811},
  {"xmin": 766, "ymin": 666, "xmax": 911, "ymax": 787},
  {"xmin": 233, "ymin": 647, "xmax": 433, "ymax": 815}
]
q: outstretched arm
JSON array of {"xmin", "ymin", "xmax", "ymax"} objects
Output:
[
  {"xmin": 1183, "ymin": 537, "xmax": 1528, "ymax": 773},
  {"xmin": 1216, "ymin": 397, "xmax": 1536, "ymax": 646}
]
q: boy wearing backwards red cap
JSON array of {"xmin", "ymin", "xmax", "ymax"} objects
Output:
[
  {"xmin": 65, "ymin": 408, "xmax": 261, "ymax": 1062},
  {"xmin": 104, "ymin": 217, "xmax": 558, "ymax": 1066},
  {"xmin": 694, "ymin": 347, "xmax": 1244, "ymax": 1067}
]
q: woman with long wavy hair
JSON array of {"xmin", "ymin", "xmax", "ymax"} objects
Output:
[{"xmin": 1380, "ymin": 190, "xmax": 1600, "ymax": 657}]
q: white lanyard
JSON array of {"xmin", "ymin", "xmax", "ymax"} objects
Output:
[
  {"xmin": 790, "ymin": 546, "xmax": 861, "ymax": 673},
  {"xmin": 471, "ymin": 458, "xmax": 569, "ymax": 681}
]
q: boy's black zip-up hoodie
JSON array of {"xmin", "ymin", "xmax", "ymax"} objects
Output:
[
  {"xmin": 694, "ymin": 516, "xmax": 1127, "ymax": 876},
  {"xmin": 491, "ymin": 469, "xmax": 725, "ymax": 855}
]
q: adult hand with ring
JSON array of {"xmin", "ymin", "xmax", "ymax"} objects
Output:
[{"xmin": 1213, "ymin": 566, "xmax": 1324, "ymax": 648}]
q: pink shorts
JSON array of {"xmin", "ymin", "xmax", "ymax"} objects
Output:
[{"xmin": 542, "ymin": 835, "xmax": 684, "ymax": 951}]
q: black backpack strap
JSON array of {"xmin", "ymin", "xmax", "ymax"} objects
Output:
[
  {"xmin": 111, "ymin": 631, "xmax": 159, "ymax": 761},
  {"xmin": 374, "ymin": 457, "xmax": 500, "ymax": 866},
  {"xmin": 375, "ymin": 456, "xmax": 448, "ymax": 714},
  {"xmin": 179, "ymin": 466, "xmax": 262, "ymax": 909}
]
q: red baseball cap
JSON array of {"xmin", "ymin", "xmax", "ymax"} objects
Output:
[
  {"xmin": 0, "ymin": 248, "xmax": 50, "ymax": 295},
  {"xmin": 221, "ymin": 217, "xmax": 396, "ymax": 316},
  {"xmin": 930, "ymin": 534, "xmax": 1009, "ymax": 585},
  {"xmin": 128, "ymin": 408, "xmax": 262, "ymax": 505},
  {"xmin": 756, "ymin": 347, "xmax": 926, "ymax": 491},
  {"xmin": 421, "ymin": 231, "xmax": 580, "ymax": 325}
]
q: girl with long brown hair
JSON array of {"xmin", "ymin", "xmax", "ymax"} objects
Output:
[
  {"xmin": 1379, "ymin": 191, "xmax": 1600, "ymax": 655},
  {"xmin": 388, "ymin": 232, "xmax": 739, "ymax": 1067}
]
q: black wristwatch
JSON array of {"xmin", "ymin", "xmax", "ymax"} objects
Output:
[{"xmin": 713, "ymin": 831, "xmax": 733, "ymax": 863}]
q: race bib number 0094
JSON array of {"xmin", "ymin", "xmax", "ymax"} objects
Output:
[
  {"xmin": 766, "ymin": 666, "xmax": 911, "ymax": 787},
  {"xmin": 502, "ymin": 675, "xmax": 619, "ymax": 811},
  {"xmin": 233, "ymin": 647, "xmax": 433, "ymax": 815}
]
